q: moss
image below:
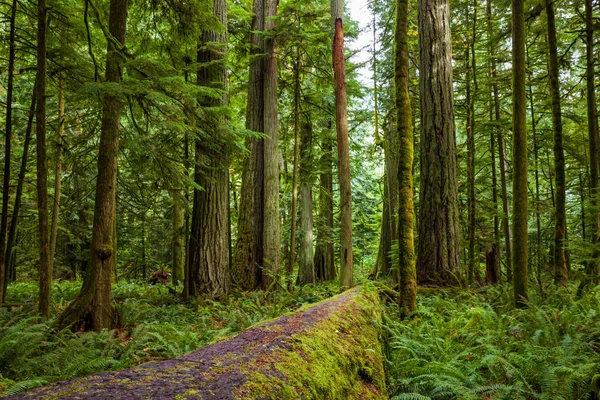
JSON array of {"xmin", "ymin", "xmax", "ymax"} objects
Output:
[{"xmin": 235, "ymin": 286, "xmax": 387, "ymax": 399}]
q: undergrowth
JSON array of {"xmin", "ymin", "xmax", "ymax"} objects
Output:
[
  {"xmin": 0, "ymin": 280, "xmax": 340, "ymax": 396},
  {"xmin": 384, "ymin": 284, "xmax": 600, "ymax": 400}
]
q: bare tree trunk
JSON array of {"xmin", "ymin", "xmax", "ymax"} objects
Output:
[
  {"xmin": 465, "ymin": 6, "xmax": 475, "ymax": 286},
  {"xmin": 57, "ymin": 0, "xmax": 128, "ymax": 331},
  {"xmin": 331, "ymin": 0, "xmax": 353, "ymax": 288},
  {"xmin": 262, "ymin": 0, "xmax": 280, "ymax": 290},
  {"xmin": 511, "ymin": 0, "xmax": 529, "ymax": 307},
  {"xmin": 232, "ymin": 0, "xmax": 265, "ymax": 291},
  {"xmin": 50, "ymin": 72, "xmax": 65, "ymax": 273},
  {"xmin": 36, "ymin": 0, "xmax": 50, "ymax": 319},
  {"xmin": 396, "ymin": 0, "xmax": 416, "ymax": 315},
  {"xmin": 186, "ymin": 0, "xmax": 230, "ymax": 299},
  {"xmin": 0, "ymin": 0, "xmax": 18, "ymax": 308},
  {"xmin": 417, "ymin": 0, "xmax": 461, "ymax": 285}
]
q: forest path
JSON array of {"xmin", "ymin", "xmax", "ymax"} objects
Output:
[{"xmin": 7, "ymin": 286, "xmax": 387, "ymax": 399}]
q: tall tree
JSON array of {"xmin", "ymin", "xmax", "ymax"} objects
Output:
[
  {"xmin": 331, "ymin": 0, "xmax": 353, "ymax": 288},
  {"xmin": 50, "ymin": 72, "xmax": 65, "ymax": 272},
  {"xmin": 57, "ymin": 0, "xmax": 128, "ymax": 331},
  {"xmin": 187, "ymin": 0, "xmax": 230, "ymax": 298},
  {"xmin": 0, "ymin": 0, "xmax": 18, "ymax": 308},
  {"xmin": 417, "ymin": 0, "xmax": 461, "ymax": 285},
  {"xmin": 584, "ymin": 0, "xmax": 600, "ymax": 282},
  {"xmin": 232, "ymin": 0, "xmax": 280, "ymax": 291},
  {"xmin": 36, "ymin": 0, "xmax": 50, "ymax": 319},
  {"xmin": 262, "ymin": 0, "xmax": 280, "ymax": 289},
  {"xmin": 545, "ymin": 0, "xmax": 567, "ymax": 284},
  {"xmin": 395, "ymin": 0, "xmax": 416, "ymax": 315},
  {"xmin": 314, "ymin": 135, "xmax": 336, "ymax": 282},
  {"xmin": 511, "ymin": 0, "xmax": 528, "ymax": 307},
  {"xmin": 296, "ymin": 118, "xmax": 315, "ymax": 285},
  {"xmin": 172, "ymin": 190, "xmax": 185, "ymax": 286}
]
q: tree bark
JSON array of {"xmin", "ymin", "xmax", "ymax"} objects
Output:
[
  {"xmin": 417, "ymin": 0, "xmax": 461, "ymax": 285},
  {"xmin": 4, "ymin": 89, "xmax": 36, "ymax": 300},
  {"xmin": 57, "ymin": 0, "xmax": 128, "ymax": 331},
  {"xmin": 584, "ymin": 0, "xmax": 600, "ymax": 281},
  {"xmin": 288, "ymin": 50, "xmax": 301, "ymax": 290},
  {"xmin": 395, "ymin": 0, "xmax": 416, "ymax": 315},
  {"xmin": 511, "ymin": 0, "xmax": 529, "ymax": 307},
  {"xmin": 0, "ymin": 0, "xmax": 18, "ymax": 308},
  {"xmin": 50, "ymin": 72, "xmax": 65, "ymax": 273},
  {"xmin": 297, "ymin": 119, "xmax": 315, "ymax": 286},
  {"xmin": 465, "ymin": 6, "xmax": 475, "ymax": 286},
  {"xmin": 172, "ymin": 190, "xmax": 185, "ymax": 285},
  {"xmin": 331, "ymin": 0, "xmax": 353, "ymax": 288},
  {"xmin": 36, "ymin": 0, "xmax": 51, "ymax": 319},
  {"xmin": 545, "ymin": 0, "xmax": 567, "ymax": 284},
  {"xmin": 262, "ymin": 0, "xmax": 280, "ymax": 290},
  {"xmin": 314, "ymin": 135, "xmax": 336, "ymax": 282},
  {"xmin": 187, "ymin": 0, "xmax": 230, "ymax": 298}
]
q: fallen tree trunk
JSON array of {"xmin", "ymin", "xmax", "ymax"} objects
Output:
[{"xmin": 8, "ymin": 286, "xmax": 387, "ymax": 399}]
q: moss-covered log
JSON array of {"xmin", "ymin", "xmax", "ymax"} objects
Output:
[{"xmin": 7, "ymin": 286, "xmax": 386, "ymax": 399}]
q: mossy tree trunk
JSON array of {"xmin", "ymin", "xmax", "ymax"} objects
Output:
[
  {"xmin": 331, "ymin": 0, "xmax": 353, "ymax": 288},
  {"xmin": 297, "ymin": 119, "xmax": 315, "ymax": 286},
  {"xmin": 36, "ymin": 0, "xmax": 50, "ymax": 319},
  {"xmin": 288, "ymin": 49, "xmax": 301, "ymax": 290},
  {"xmin": 545, "ymin": 0, "xmax": 567, "ymax": 284},
  {"xmin": 0, "ymin": 0, "xmax": 17, "ymax": 308},
  {"xmin": 314, "ymin": 135, "xmax": 336, "ymax": 282},
  {"xmin": 511, "ymin": 0, "xmax": 529, "ymax": 307},
  {"xmin": 57, "ymin": 0, "xmax": 128, "ymax": 331},
  {"xmin": 172, "ymin": 190, "xmax": 185, "ymax": 286},
  {"xmin": 395, "ymin": 0, "xmax": 416, "ymax": 315},
  {"xmin": 486, "ymin": 0, "xmax": 500, "ymax": 284},
  {"xmin": 4, "ymin": 89, "xmax": 35, "ymax": 300},
  {"xmin": 585, "ymin": 0, "xmax": 600, "ymax": 282},
  {"xmin": 417, "ymin": 0, "xmax": 461, "ymax": 285},
  {"xmin": 50, "ymin": 72, "xmax": 65, "ymax": 273}
]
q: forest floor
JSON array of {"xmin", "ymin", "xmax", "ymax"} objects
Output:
[{"xmin": 2, "ymin": 284, "xmax": 386, "ymax": 399}]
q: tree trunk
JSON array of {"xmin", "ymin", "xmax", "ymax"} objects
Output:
[
  {"xmin": 186, "ymin": 0, "xmax": 230, "ymax": 299},
  {"xmin": 297, "ymin": 119, "xmax": 315, "ymax": 286},
  {"xmin": 511, "ymin": 0, "xmax": 529, "ymax": 307},
  {"xmin": 262, "ymin": 0, "xmax": 280, "ymax": 290},
  {"xmin": 395, "ymin": 0, "xmax": 416, "ymax": 315},
  {"xmin": 0, "ymin": 0, "xmax": 18, "ymax": 308},
  {"xmin": 232, "ymin": 0, "xmax": 265, "ymax": 291},
  {"xmin": 50, "ymin": 72, "xmax": 65, "ymax": 273},
  {"xmin": 585, "ymin": 0, "xmax": 600, "ymax": 281},
  {"xmin": 288, "ymin": 50, "xmax": 301, "ymax": 290},
  {"xmin": 57, "ymin": 0, "xmax": 128, "ymax": 331},
  {"xmin": 465, "ymin": 6, "xmax": 475, "ymax": 286},
  {"xmin": 527, "ymin": 45, "xmax": 543, "ymax": 287},
  {"xmin": 172, "ymin": 190, "xmax": 185, "ymax": 285},
  {"xmin": 36, "ymin": 0, "xmax": 50, "ymax": 319},
  {"xmin": 487, "ymin": 0, "xmax": 500, "ymax": 284},
  {"xmin": 417, "ymin": 0, "xmax": 461, "ymax": 285},
  {"xmin": 331, "ymin": 0, "xmax": 353, "ymax": 288},
  {"xmin": 4, "ymin": 89, "xmax": 36, "ymax": 300},
  {"xmin": 545, "ymin": 0, "xmax": 567, "ymax": 284},
  {"xmin": 314, "ymin": 135, "xmax": 336, "ymax": 282}
]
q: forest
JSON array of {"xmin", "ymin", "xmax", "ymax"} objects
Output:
[{"xmin": 1, "ymin": 0, "xmax": 600, "ymax": 396}]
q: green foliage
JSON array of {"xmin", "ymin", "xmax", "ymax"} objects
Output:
[
  {"xmin": 0, "ymin": 280, "xmax": 340, "ymax": 395},
  {"xmin": 385, "ymin": 284, "xmax": 600, "ymax": 399}
]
